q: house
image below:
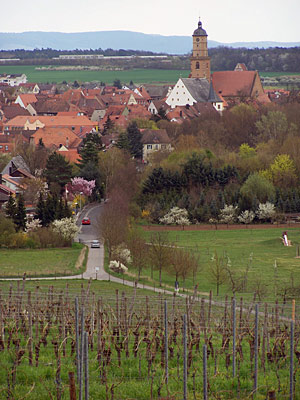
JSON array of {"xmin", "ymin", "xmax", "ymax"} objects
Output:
[
  {"xmin": 234, "ymin": 63, "xmax": 248, "ymax": 71},
  {"xmin": 211, "ymin": 70, "xmax": 270, "ymax": 105},
  {"xmin": 30, "ymin": 127, "xmax": 82, "ymax": 151},
  {"xmin": 3, "ymin": 115, "xmax": 97, "ymax": 135},
  {"xmin": 166, "ymin": 78, "xmax": 224, "ymax": 112},
  {"xmin": 148, "ymin": 100, "xmax": 170, "ymax": 115},
  {"xmin": 139, "ymin": 85, "xmax": 172, "ymax": 101},
  {"xmin": 0, "ymin": 155, "xmax": 33, "ymax": 199},
  {"xmin": 0, "ymin": 104, "xmax": 31, "ymax": 122},
  {"xmin": 15, "ymin": 94, "xmax": 38, "ymax": 113},
  {"xmin": 0, "ymin": 74, "xmax": 27, "ymax": 86},
  {"xmin": 17, "ymin": 83, "xmax": 40, "ymax": 94},
  {"xmin": 141, "ymin": 129, "xmax": 173, "ymax": 162},
  {"xmin": 167, "ymin": 102, "xmax": 217, "ymax": 123}
]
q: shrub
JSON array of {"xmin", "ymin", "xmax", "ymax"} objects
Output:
[
  {"xmin": 9, "ymin": 232, "xmax": 28, "ymax": 249},
  {"xmin": 109, "ymin": 260, "xmax": 128, "ymax": 273},
  {"xmin": 28, "ymin": 227, "xmax": 69, "ymax": 248},
  {"xmin": 0, "ymin": 214, "xmax": 16, "ymax": 247},
  {"xmin": 238, "ymin": 210, "xmax": 255, "ymax": 224},
  {"xmin": 159, "ymin": 207, "xmax": 190, "ymax": 226},
  {"xmin": 219, "ymin": 205, "xmax": 238, "ymax": 224},
  {"xmin": 111, "ymin": 244, "xmax": 132, "ymax": 265},
  {"xmin": 51, "ymin": 217, "xmax": 79, "ymax": 241},
  {"xmin": 26, "ymin": 219, "xmax": 42, "ymax": 232},
  {"xmin": 257, "ymin": 202, "xmax": 276, "ymax": 222}
]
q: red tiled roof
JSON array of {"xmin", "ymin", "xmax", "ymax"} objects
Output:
[
  {"xmin": 212, "ymin": 71, "xmax": 257, "ymax": 97},
  {"xmin": 17, "ymin": 94, "xmax": 38, "ymax": 107},
  {"xmin": 58, "ymin": 148, "xmax": 81, "ymax": 163},
  {"xmin": 31, "ymin": 127, "xmax": 82, "ymax": 149},
  {"xmin": 5, "ymin": 115, "xmax": 96, "ymax": 128}
]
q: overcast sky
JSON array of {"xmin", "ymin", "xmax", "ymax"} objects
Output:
[{"xmin": 2, "ymin": 0, "xmax": 299, "ymax": 43}]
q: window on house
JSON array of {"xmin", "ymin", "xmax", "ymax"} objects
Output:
[
  {"xmin": 72, "ymin": 126, "xmax": 75, "ymax": 131},
  {"xmin": 161, "ymin": 144, "xmax": 166, "ymax": 150},
  {"xmin": 147, "ymin": 145, "xmax": 152, "ymax": 149},
  {"xmin": 218, "ymin": 104, "xmax": 221, "ymax": 109},
  {"xmin": 0, "ymin": 145, "xmax": 3, "ymax": 149},
  {"xmin": 5, "ymin": 146, "xmax": 8, "ymax": 151}
]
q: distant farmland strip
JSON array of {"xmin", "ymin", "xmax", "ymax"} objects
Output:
[{"xmin": 0, "ymin": 65, "xmax": 190, "ymax": 84}]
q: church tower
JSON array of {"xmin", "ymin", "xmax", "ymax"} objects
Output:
[{"xmin": 190, "ymin": 19, "xmax": 210, "ymax": 79}]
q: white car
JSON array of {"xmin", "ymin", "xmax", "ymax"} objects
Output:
[{"xmin": 91, "ymin": 240, "xmax": 100, "ymax": 248}]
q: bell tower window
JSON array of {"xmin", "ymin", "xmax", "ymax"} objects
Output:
[{"xmin": 196, "ymin": 62, "xmax": 200, "ymax": 70}]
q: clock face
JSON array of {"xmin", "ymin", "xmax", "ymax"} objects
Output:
[{"xmin": 196, "ymin": 38, "xmax": 200, "ymax": 42}]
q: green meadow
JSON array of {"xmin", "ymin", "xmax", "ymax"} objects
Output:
[
  {"xmin": 0, "ymin": 65, "xmax": 297, "ymax": 84},
  {"xmin": 0, "ymin": 243, "xmax": 86, "ymax": 278},
  {"xmin": 119, "ymin": 226, "xmax": 300, "ymax": 302},
  {"xmin": 0, "ymin": 65, "xmax": 189, "ymax": 84}
]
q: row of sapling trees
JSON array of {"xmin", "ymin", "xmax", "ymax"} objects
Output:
[{"xmin": 98, "ymin": 147, "xmax": 201, "ymax": 286}]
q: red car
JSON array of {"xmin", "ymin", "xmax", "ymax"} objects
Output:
[{"xmin": 81, "ymin": 217, "xmax": 91, "ymax": 225}]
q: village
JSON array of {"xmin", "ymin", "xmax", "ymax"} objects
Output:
[{"xmin": 0, "ymin": 19, "xmax": 289, "ymax": 209}]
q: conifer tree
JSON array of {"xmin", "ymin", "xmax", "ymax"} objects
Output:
[
  {"xmin": 36, "ymin": 193, "xmax": 47, "ymax": 226},
  {"xmin": 15, "ymin": 195, "xmax": 27, "ymax": 231},
  {"xmin": 5, "ymin": 194, "xmax": 17, "ymax": 221}
]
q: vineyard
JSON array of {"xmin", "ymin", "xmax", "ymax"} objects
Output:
[{"xmin": 0, "ymin": 280, "xmax": 299, "ymax": 399}]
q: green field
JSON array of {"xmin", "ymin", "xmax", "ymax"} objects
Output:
[
  {"xmin": 110, "ymin": 227, "xmax": 300, "ymax": 302},
  {"xmin": 0, "ymin": 243, "xmax": 86, "ymax": 278},
  {"xmin": 0, "ymin": 65, "xmax": 298, "ymax": 84},
  {"xmin": 0, "ymin": 65, "xmax": 189, "ymax": 84}
]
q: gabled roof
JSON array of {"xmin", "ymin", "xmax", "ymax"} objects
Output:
[
  {"xmin": 141, "ymin": 129, "xmax": 171, "ymax": 145},
  {"xmin": 0, "ymin": 183, "xmax": 15, "ymax": 195},
  {"xmin": 17, "ymin": 94, "xmax": 38, "ymax": 107},
  {"xmin": 58, "ymin": 148, "xmax": 81, "ymax": 163},
  {"xmin": 141, "ymin": 85, "xmax": 171, "ymax": 99},
  {"xmin": 5, "ymin": 115, "xmax": 96, "ymax": 128},
  {"xmin": 181, "ymin": 78, "xmax": 222, "ymax": 103},
  {"xmin": 212, "ymin": 71, "xmax": 258, "ymax": 97},
  {"xmin": 34, "ymin": 98, "xmax": 70, "ymax": 114},
  {"xmin": 1, "ymin": 104, "xmax": 30, "ymax": 120},
  {"xmin": 31, "ymin": 127, "xmax": 82, "ymax": 149},
  {"xmin": 1, "ymin": 155, "xmax": 31, "ymax": 175}
]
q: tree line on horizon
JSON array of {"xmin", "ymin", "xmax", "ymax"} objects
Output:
[{"xmin": 0, "ymin": 46, "xmax": 300, "ymax": 72}]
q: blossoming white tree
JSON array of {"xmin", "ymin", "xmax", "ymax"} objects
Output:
[
  {"xmin": 111, "ymin": 243, "xmax": 132, "ymax": 265},
  {"xmin": 25, "ymin": 219, "xmax": 42, "ymax": 232},
  {"xmin": 238, "ymin": 210, "xmax": 255, "ymax": 225},
  {"xmin": 220, "ymin": 205, "xmax": 238, "ymax": 224},
  {"xmin": 52, "ymin": 217, "xmax": 79, "ymax": 241},
  {"xmin": 109, "ymin": 260, "xmax": 128, "ymax": 273},
  {"xmin": 257, "ymin": 202, "xmax": 276, "ymax": 222},
  {"xmin": 159, "ymin": 207, "xmax": 190, "ymax": 226}
]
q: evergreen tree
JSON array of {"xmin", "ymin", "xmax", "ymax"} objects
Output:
[
  {"xmin": 78, "ymin": 132, "xmax": 102, "ymax": 168},
  {"xmin": 126, "ymin": 121, "xmax": 143, "ymax": 159},
  {"xmin": 102, "ymin": 115, "xmax": 114, "ymax": 135},
  {"xmin": 36, "ymin": 193, "xmax": 47, "ymax": 226},
  {"xmin": 116, "ymin": 131, "xmax": 130, "ymax": 151},
  {"xmin": 63, "ymin": 199, "xmax": 72, "ymax": 218},
  {"xmin": 5, "ymin": 194, "xmax": 17, "ymax": 221},
  {"xmin": 15, "ymin": 195, "xmax": 27, "ymax": 231},
  {"xmin": 44, "ymin": 152, "xmax": 73, "ymax": 194}
]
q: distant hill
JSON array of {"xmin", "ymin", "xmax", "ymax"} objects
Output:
[{"xmin": 0, "ymin": 31, "xmax": 299, "ymax": 53}]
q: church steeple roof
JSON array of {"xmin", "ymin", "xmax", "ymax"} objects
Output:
[{"xmin": 193, "ymin": 19, "xmax": 207, "ymax": 36}]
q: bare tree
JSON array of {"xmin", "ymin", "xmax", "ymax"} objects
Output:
[
  {"xmin": 99, "ymin": 191, "xmax": 129, "ymax": 260},
  {"xmin": 208, "ymin": 251, "xmax": 227, "ymax": 296},
  {"xmin": 127, "ymin": 226, "xmax": 149, "ymax": 280},
  {"xmin": 148, "ymin": 232, "xmax": 172, "ymax": 286}
]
